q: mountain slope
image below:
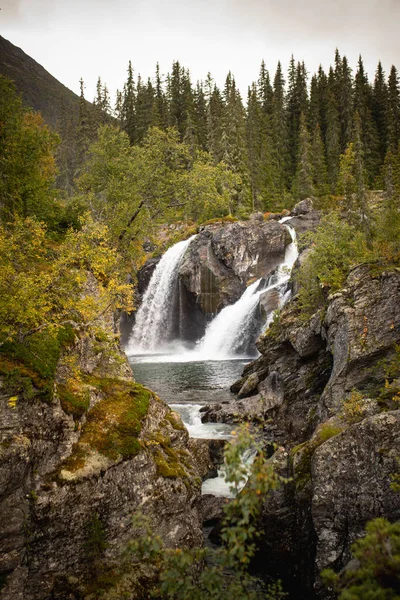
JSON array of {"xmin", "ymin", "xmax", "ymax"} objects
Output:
[{"xmin": 0, "ymin": 35, "xmax": 81, "ymax": 128}]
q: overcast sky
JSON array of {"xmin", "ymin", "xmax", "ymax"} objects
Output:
[{"xmin": 1, "ymin": 0, "xmax": 400, "ymax": 103}]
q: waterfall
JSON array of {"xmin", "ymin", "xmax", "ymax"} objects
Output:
[
  {"xmin": 196, "ymin": 221, "xmax": 298, "ymax": 359},
  {"xmin": 128, "ymin": 235, "xmax": 196, "ymax": 353}
]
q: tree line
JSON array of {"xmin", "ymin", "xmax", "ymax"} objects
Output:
[{"xmin": 62, "ymin": 49, "xmax": 400, "ymax": 212}]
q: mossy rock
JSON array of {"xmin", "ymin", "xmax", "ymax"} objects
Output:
[
  {"xmin": 57, "ymin": 383, "xmax": 90, "ymax": 419},
  {"xmin": 0, "ymin": 325, "xmax": 76, "ymax": 403},
  {"xmin": 60, "ymin": 380, "xmax": 151, "ymax": 475},
  {"xmin": 291, "ymin": 423, "xmax": 343, "ymax": 491}
]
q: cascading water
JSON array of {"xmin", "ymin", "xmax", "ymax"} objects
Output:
[
  {"xmin": 127, "ymin": 220, "xmax": 299, "ymax": 500},
  {"xmin": 128, "ymin": 235, "xmax": 196, "ymax": 353},
  {"xmin": 196, "ymin": 221, "xmax": 298, "ymax": 360}
]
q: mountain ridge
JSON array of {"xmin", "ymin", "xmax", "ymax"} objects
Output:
[{"xmin": 0, "ymin": 35, "xmax": 82, "ymax": 127}]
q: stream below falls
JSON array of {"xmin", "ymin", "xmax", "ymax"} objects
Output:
[{"xmin": 128, "ymin": 354, "xmax": 250, "ymax": 495}]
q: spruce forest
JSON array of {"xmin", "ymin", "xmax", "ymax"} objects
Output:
[{"xmin": 60, "ymin": 49, "xmax": 400, "ymax": 214}]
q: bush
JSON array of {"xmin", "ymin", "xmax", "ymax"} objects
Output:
[
  {"xmin": 296, "ymin": 213, "xmax": 370, "ymax": 317},
  {"xmin": 322, "ymin": 518, "xmax": 400, "ymax": 599},
  {"xmin": 96, "ymin": 426, "xmax": 289, "ymax": 600},
  {"xmin": 341, "ymin": 389, "xmax": 368, "ymax": 425}
]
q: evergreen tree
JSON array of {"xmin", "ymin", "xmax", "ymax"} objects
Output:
[
  {"xmin": 193, "ymin": 81, "xmax": 208, "ymax": 151},
  {"xmin": 152, "ymin": 63, "xmax": 168, "ymax": 130},
  {"xmin": 220, "ymin": 72, "xmax": 250, "ymax": 209},
  {"xmin": 134, "ymin": 77, "xmax": 155, "ymax": 143},
  {"xmin": 354, "ymin": 56, "xmax": 379, "ymax": 183},
  {"xmin": 122, "ymin": 61, "xmax": 136, "ymax": 144},
  {"xmin": 168, "ymin": 61, "xmax": 187, "ymax": 136},
  {"xmin": 286, "ymin": 58, "xmax": 309, "ymax": 181},
  {"xmin": 115, "ymin": 89, "xmax": 123, "ymax": 122},
  {"xmin": 372, "ymin": 61, "xmax": 388, "ymax": 166},
  {"xmin": 206, "ymin": 76, "xmax": 224, "ymax": 162},
  {"xmin": 258, "ymin": 60, "xmax": 273, "ymax": 115},
  {"xmin": 338, "ymin": 112, "xmax": 369, "ymax": 231},
  {"xmin": 76, "ymin": 78, "xmax": 91, "ymax": 168},
  {"xmin": 292, "ymin": 112, "xmax": 314, "ymax": 199},
  {"xmin": 309, "ymin": 74, "xmax": 320, "ymax": 133},
  {"xmin": 338, "ymin": 55, "xmax": 354, "ymax": 151},
  {"xmin": 271, "ymin": 62, "xmax": 290, "ymax": 194},
  {"xmin": 246, "ymin": 84, "xmax": 263, "ymax": 210},
  {"xmin": 386, "ymin": 65, "xmax": 400, "ymax": 152},
  {"xmin": 325, "ymin": 85, "xmax": 341, "ymax": 191},
  {"xmin": 311, "ymin": 124, "xmax": 329, "ymax": 195}
]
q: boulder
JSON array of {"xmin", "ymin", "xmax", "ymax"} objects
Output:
[{"xmin": 292, "ymin": 198, "xmax": 314, "ymax": 215}]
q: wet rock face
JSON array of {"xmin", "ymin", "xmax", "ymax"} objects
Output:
[{"xmin": 0, "ymin": 292, "xmax": 203, "ymax": 599}]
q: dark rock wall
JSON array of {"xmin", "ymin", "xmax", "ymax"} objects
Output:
[{"xmin": 202, "ymin": 265, "xmax": 400, "ymax": 597}]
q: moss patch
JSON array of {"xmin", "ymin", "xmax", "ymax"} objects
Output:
[
  {"xmin": 291, "ymin": 423, "xmax": 343, "ymax": 491},
  {"xmin": 57, "ymin": 383, "xmax": 90, "ymax": 419},
  {"xmin": 164, "ymin": 411, "xmax": 186, "ymax": 432},
  {"xmin": 60, "ymin": 380, "xmax": 151, "ymax": 474},
  {"xmin": 199, "ymin": 215, "xmax": 238, "ymax": 227},
  {"xmin": 0, "ymin": 325, "xmax": 75, "ymax": 403}
]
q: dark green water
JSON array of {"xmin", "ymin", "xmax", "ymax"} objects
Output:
[{"xmin": 128, "ymin": 357, "xmax": 248, "ymax": 405}]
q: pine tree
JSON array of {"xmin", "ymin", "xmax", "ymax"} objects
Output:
[
  {"xmin": 271, "ymin": 62, "xmax": 289, "ymax": 194},
  {"xmin": 152, "ymin": 63, "xmax": 168, "ymax": 130},
  {"xmin": 372, "ymin": 61, "xmax": 388, "ymax": 166},
  {"xmin": 246, "ymin": 84, "xmax": 263, "ymax": 210},
  {"xmin": 135, "ymin": 76, "xmax": 155, "ymax": 143},
  {"xmin": 309, "ymin": 74, "xmax": 320, "ymax": 133},
  {"xmin": 221, "ymin": 72, "xmax": 250, "ymax": 210},
  {"xmin": 325, "ymin": 86, "xmax": 341, "ymax": 191},
  {"xmin": 311, "ymin": 124, "xmax": 329, "ymax": 195},
  {"xmin": 122, "ymin": 61, "xmax": 136, "ymax": 144},
  {"xmin": 354, "ymin": 55, "xmax": 379, "ymax": 183},
  {"xmin": 168, "ymin": 61, "xmax": 187, "ymax": 136},
  {"xmin": 258, "ymin": 60, "xmax": 273, "ymax": 115},
  {"xmin": 206, "ymin": 76, "xmax": 224, "ymax": 162},
  {"xmin": 286, "ymin": 58, "xmax": 309, "ymax": 182},
  {"xmin": 387, "ymin": 65, "xmax": 400, "ymax": 152},
  {"xmin": 115, "ymin": 90, "xmax": 123, "ymax": 122},
  {"xmin": 76, "ymin": 78, "xmax": 91, "ymax": 169},
  {"xmin": 338, "ymin": 112, "xmax": 369, "ymax": 231},
  {"xmin": 194, "ymin": 81, "xmax": 208, "ymax": 151},
  {"xmin": 292, "ymin": 112, "xmax": 314, "ymax": 199},
  {"xmin": 338, "ymin": 55, "xmax": 354, "ymax": 152}
]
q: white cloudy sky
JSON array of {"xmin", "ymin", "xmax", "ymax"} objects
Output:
[{"xmin": 1, "ymin": 0, "xmax": 400, "ymax": 102}]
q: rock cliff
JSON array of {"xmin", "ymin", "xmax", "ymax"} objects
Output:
[
  {"xmin": 202, "ymin": 264, "xmax": 400, "ymax": 597},
  {"xmin": 0, "ymin": 279, "xmax": 202, "ymax": 600}
]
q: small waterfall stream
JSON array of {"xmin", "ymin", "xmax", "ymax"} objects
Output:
[{"xmin": 128, "ymin": 235, "xmax": 196, "ymax": 353}]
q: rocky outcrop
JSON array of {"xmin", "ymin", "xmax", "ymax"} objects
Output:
[
  {"xmin": 0, "ymin": 283, "xmax": 202, "ymax": 599},
  {"xmin": 202, "ymin": 264, "xmax": 400, "ymax": 597},
  {"xmin": 178, "ymin": 219, "xmax": 290, "ymax": 314}
]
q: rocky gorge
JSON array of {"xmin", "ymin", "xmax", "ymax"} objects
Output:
[
  {"xmin": 1, "ymin": 199, "xmax": 399, "ymax": 600},
  {"xmin": 201, "ymin": 255, "xmax": 400, "ymax": 597}
]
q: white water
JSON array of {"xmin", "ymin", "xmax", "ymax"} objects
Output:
[
  {"xmin": 195, "ymin": 221, "xmax": 298, "ymax": 360},
  {"xmin": 128, "ymin": 236, "xmax": 195, "ymax": 353},
  {"xmin": 127, "ymin": 220, "xmax": 298, "ymax": 496},
  {"xmin": 201, "ymin": 448, "xmax": 256, "ymax": 498},
  {"xmin": 170, "ymin": 403, "xmax": 233, "ymax": 439},
  {"xmin": 195, "ymin": 278, "xmax": 267, "ymax": 359}
]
